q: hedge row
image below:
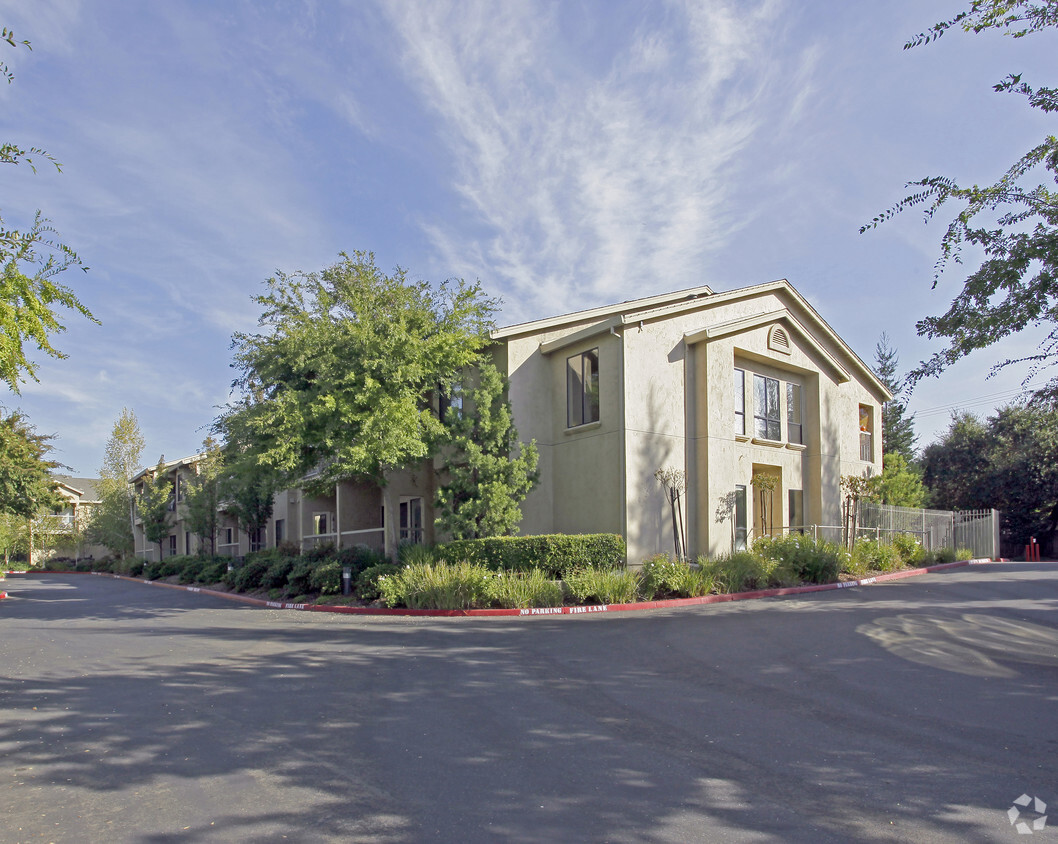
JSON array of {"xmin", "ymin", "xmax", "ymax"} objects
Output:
[{"xmin": 434, "ymin": 534, "xmax": 626, "ymax": 578}]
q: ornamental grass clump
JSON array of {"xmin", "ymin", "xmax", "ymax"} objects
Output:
[
  {"xmin": 891, "ymin": 533, "xmax": 925, "ymax": 567},
  {"xmin": 485, "ymin": 568, "xmax": 564, "ymax": 609},
  {"xmin": 379, "ymin": 560, "xmax": 492, "ymax": 610},
  {"xmin": 562, "ymin": 566, "xmax": 640, "ymax": 605},
  {"xmin": 704, "ymin": 551, "xmax": 771, "ymax": 594}
]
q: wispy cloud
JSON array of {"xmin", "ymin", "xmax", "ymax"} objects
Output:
[{"xmin": 382, "ymin": 0, "xmax": 813, "ymax": 323}]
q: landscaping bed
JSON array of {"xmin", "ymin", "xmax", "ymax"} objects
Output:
[{"xmin": 31, "ymin": 533, "xmax": 976, "ymax": 612}]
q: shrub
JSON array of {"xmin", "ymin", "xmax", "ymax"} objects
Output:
[
  {"xmin": 357, "ymin": 563, "xmax": 400, "ymax": 602},
  {"xmin": 955, "ymin": 547, "xmax": 975, "ymax": 561},
  {"xmin": 398, "ymin": 542, "xmax": 436, "ymax": 566},
  {"xmin": 42, "ymin": 556, "xmax": 75, "ymax": 571},
  {"xmin": 435, "ymin": 534, "xmax": 625, "ymax": 578},
  {"xmin": 178, "ymin": 558, "xmax": 207, "ymax": 584},
  {"xmin": 116, "ymin": 558, "xmax": 145, "ymax": 577},
  {"xmin": 639, "ymin": 554, "xmax": 688, "ymax": 599},
  {"xmin": 682, "ymin": 564, "xmax": 715, "ymax": 597},
  {"xmin": 751, "ymin": 534, "xmax": 843, "ymax": 584},
  {"xmin": 931, "ymin": 547, "xmax": 957, "ymax": 564},
  {"xmin": 91, "ymin": 557, "xmax": 115, "ymax": 573},
  {"xmin": 485, "ymin": 569, "xmax": 564, "ymax": 608},
  {"xmin": 285, "ymin": 559, "xmax": 317, "ymax": 595},
  {"xmin": 850, "ymin": 539, "xmax": 900, "ymax": 573},
  {"xmin": 705, "ymin": 551, "xmax": 771, "ymax": 593},
  {"xmin": 336, "ymin": 544, "xmax": 386, "ymax": 578},
  {"xmin": 309, "ymin": 560, "xmax": 342, "ymax": 595},
  {"xmin": 260, "ymin": 557, "xmax": 297, "ymax": 590},
  {"xmin": 230, "ymin": 557, "xmax": 271, "ymax": 592},
  {"xmin": 197, "ymin": 558, "xmax": 229, "ymax": 584},
  {"xmin": 891, "ymin": 533, "xmax": 925, "ymax": 567},
  {"xmin": 378, "ymin": 561, "xmax": 492, "ymax": 610},
  {"xmin": 305, "ymin": 541, "xmax": 337, "ymax": 563},
  {"xmin": 276, "ymin": 539, "xmax": 302, "ymax": 557},
  {"xmin": 563, "ymin": 566, "xmax": 640, "ymax": 605}
]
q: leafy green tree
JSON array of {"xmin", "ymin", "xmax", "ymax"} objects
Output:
[
  {"xmin": 874, "ymin": 333, "xmax": 917, "ymax": 460},
  {"xmin": 863, "ymin": 1, "xmax": 1058, "ymax": 400},
  {"xmin": 920, "ymin": 412, "xmax": 994, "ymax": 510},
  {"xmin": 183, "ymin": 438, "xmax": 224, "ymax": 556},
  {"xmin": 0, "ymin": 409, "xmax": 61, "ymax": 518},
  {"xmin": 218, "ymin": 453, "xmax": 275, "ymax": 552},
  {"xmin": 435, "ymin": 361, "xmax": 539, "ymax": 540},
  {"xmin": 0, "ymin": 511, "xmax": 30, "ymax": 565},
  {"xmin": 86, "ymin": 408, "xmax": 145, "ymax": 556},
  {"xmin": 220, "ymin": 250, "xmax": 498, "ymax": 553},
  {"xmin": 137, "ymin": 461, "xmax": 172, "ymax": 560},
  {"xmin": 877, "ymin": 452, "xmax": 928, "ymax": 508},
  {"xmin": 1, "ymin": 29, "xmax": 95, "ymax": 393},
  {"xmin": 922, "ymin": 403, "xmax": 1058, "ymax": 552}
]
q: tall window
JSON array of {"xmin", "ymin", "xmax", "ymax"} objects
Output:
[
  {"xmin": 788, "ymin": 489, "xmax": 804, "ymax": 533},
  {"xmin": 439, "ymin": 381, "xmax": 464, "ymax": 422},
  {"xmin": 859, "ymin": 404, "xmax": 873, "ymax": 461},
  {"xmin": 734, "ymin": 368, "xmax": 746, "ymax": 435},
  {"xmin": 400, "ymin": 497, "xmax": 424, "ymax": 544},
  {"xmin": 567, "ymin": 348, "xmax": 600, "ymax": 428},
  {"xmin": 168, "ymin": 535, "xmax": 177, "ymax": 556},
  {"xmin": 313, "ymin": 512, "xmax": 333, "ymax": 535},
  {"xmin": 249, "ymin": 528, "xmax": 264, "ymax": 553},
  {"xmin": 734, "ymin": 485, "xmax": 748, "ymax": 551},
  {"xmin": 787, "ymin": 383, "xmax": 803, "ymax": 445},
  {"xmin": 753, "ymin": 375, "xmax": 781, "ymax": 440},
  {"xmin": 275, "ymin": 519, "xmax": 285, "ymax": 544}
]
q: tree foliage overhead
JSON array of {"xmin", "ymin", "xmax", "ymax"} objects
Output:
[
  {"xmin": 1, "ymin": 28, "xmax": 95, "ymax": 394},
  {"xmin": 221, "ymin": 251, "xmax": 499, "ymax": 489},
  {"xmin": 0, "ymin": 409, "xmax": 61, "ymax": 517},
  {"xmin": 434, "ymin": 361, "xmax": 539, "ymax": 540},
  {"xmin": 863, "ymin": 1, "xmax": 1058, "ymax": 401},
  {"xmin": 922, "ymin": 403, "xmax": 1058, "ymax": 551}
]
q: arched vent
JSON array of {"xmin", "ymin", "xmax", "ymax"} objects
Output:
[{"xmin": 768, "ymin": 325, "xmax": 791, "ymax": 355}]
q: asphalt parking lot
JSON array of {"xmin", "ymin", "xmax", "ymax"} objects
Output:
[{"xmin": 2, "ymin": 563, "xmax": 1056, "ymax": 843}]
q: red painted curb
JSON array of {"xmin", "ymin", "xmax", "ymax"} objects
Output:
[{"xmin": 74, "ymin": 557, "xmax": 998, "ymax": 619}]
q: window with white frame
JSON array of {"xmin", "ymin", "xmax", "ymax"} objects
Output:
[
  {"xmin": 753, "ymin": 374, "xmax": 781, "ymax": 440},
  {"xmin": 734, "ymin": 368, "xmax": 746, "ymax": 436},
  {"xmin": 313, "ymin": 512, "xmax": 334, "ymax": 535},
  {"xmin": 567, "ymin": 348, "xmax": 600, "ymax": 428},
  {"xmin": 399, "ymin": 497, "xmax": 424, "ymax": 544},
  {"xmin": 787, "ymin": 383, "xmax": 803, "ymax": 445}
]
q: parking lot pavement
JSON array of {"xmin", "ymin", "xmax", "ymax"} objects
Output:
[{"xmin": 2, "ymin": 563, "xmax": 1056, "ymax": 843}]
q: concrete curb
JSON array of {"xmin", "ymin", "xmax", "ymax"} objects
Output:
[{"xmin": 67, "ymin": 557, "xmax": 1000, "ymax": 618}]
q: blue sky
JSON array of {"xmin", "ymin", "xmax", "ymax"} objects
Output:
[{"xmin": 1, "ymin": 0, "xmax": 1055, "ymax": 476}]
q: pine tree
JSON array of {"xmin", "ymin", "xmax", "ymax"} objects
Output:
[{"xmin": 435, "ymin": 361, "xmax": 539, "ymax": 539}]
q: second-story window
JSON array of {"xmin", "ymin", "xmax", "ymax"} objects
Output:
[
  {"xmin": 753, "ymin": 374, "xmax": 781, "ymax": 440},
  {"xmin": 734, "ymin": 368, "xmax": 746, "ymax": 435},
  {"xmin": 567, "ymin": 348, "xmax": 600, "ymax": 428},
  {"xmin": 787, "ymin": 383, "xmax": 803, "ymax": 444}
]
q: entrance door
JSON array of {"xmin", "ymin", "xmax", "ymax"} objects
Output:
[{"xmin": 751, "ymin": 464, "xmax": 782, "ymax": 540}]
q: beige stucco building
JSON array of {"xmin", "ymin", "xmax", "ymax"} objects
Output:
[
  {"xmin": 494, "ymin": 279, "xmax": 890, "ymax": 562},
  {"xmin": 131, "ymin": 280, "xmax": 889, "ymax": 564}
]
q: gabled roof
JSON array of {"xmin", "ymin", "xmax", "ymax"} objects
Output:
[
  {"xmin": 129, "ymin": 453, "xmax": 208, "ymax": 485},
  {"xmin": 53, "ymin": 476, "xmax": 102, "ymax": 502},
  {"xmin": 493, "ymin": 278, "xmax": 890, "ymax": 400},
  {"xmin": 491, "ymin": 284, "xmax": 713, "ymax": 340}
]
